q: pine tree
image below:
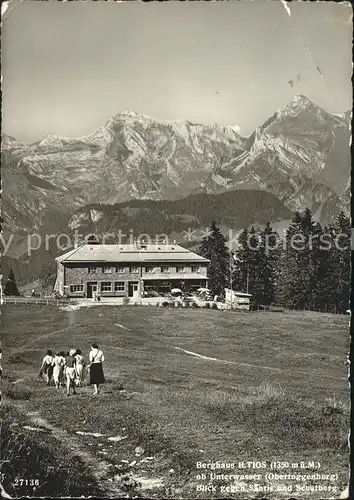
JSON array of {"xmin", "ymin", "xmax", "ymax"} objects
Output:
[
  {"xmin": 277, "ymin": 210, "xmax": 316, "ymax": 309},
  {"xmin": 232, "ymin": 224, "xmax": 280, "ymax": 307},
  {"xmin": 231, "ymin": 226, "xmax": 261, "ymax": 305},
  {"xmin": 245, "ymin": 226, "xmax": 263, "ymax": 304},
  {"xmin": 331, "ymin": 211, "xmax": 351, "ymax": 312},
  {"xmin": 231, "ymin": 228, "xmax": 252, "ymax": 295},
  {"xmin": 258, "ymin": 222, "xmax": 280, "ymax": 306},
  {"xmin": 308, "ymin": 224, "xmax": 334, "ymax": 311},
  {"xmin": 199, "ymin": 221, "xmax": 230, "ymax": 297},
  {"xmin": 4, "ymin": 269, "xmax": 20, "ymax": 296}
]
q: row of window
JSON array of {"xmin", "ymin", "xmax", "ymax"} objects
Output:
[
  {"xmin": 88, "ymin": 266, "xmax": 139, "ymax": 274},
  {"xmin": 70, "ymin": 282, "xmax": 125, "ymax": 293},
  {"xmin": 88, "ymin": 265, "xmax": 204, "ymax": 274}
]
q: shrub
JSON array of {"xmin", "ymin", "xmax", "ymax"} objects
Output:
[
  {"xmin": 161, "ymin": 301, "xmax": 170, "ymax": 307},
  {"xmin": 211, "ymin": 303, "xmax": 218, "ymax": 309},
  {"xmin": 122, "ymin": 297, "xmax": 130, "ymax": 305}
]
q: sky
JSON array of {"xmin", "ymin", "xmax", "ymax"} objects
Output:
[{"xmin": 2, "ymin": 0, "xmax": 352, "ymax": 142}]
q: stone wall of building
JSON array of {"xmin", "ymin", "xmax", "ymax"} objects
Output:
[{"xmin": 64, "ymin": 262, "xmax": 208, "ymax": 297}]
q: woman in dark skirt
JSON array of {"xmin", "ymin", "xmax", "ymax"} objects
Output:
[{"xmin": 88, "ymin": 343, "xmax": 105, "ymax": 395}]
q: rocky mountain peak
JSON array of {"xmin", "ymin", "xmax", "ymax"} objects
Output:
[
  {"xmin": 112, "ymin": 110, "xmax": 153, "ymax": 122},
  {"xmin": 293, "ymin": 94, "xmax": 313, "ymax": 105},
  {"xmin": 279, "ymin": 94, "xmax": 320, "ymax": 118}
]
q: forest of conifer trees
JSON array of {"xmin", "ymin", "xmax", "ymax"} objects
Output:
[{"xmin": 200, "ymin": 210, "xmax": 351, "ymax": 313}]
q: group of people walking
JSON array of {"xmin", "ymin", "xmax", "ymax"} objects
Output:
[{"xmin": 40, "ymin": 343, "xmax": 105, "ymax": 396}]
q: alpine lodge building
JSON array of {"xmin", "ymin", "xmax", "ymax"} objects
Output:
[{"xmin": 54, "ymin": 242, "xmax": 209, "ymax": 299}]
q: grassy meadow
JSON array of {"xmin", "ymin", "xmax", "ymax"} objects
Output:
[{"xmin": 0, "ymin": 304, "xmax": 349, "ymax": 498}]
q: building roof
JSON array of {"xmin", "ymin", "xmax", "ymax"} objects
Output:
[{"xmin": 55, "ymin": 244, "xmax": 209, "ymax": 264}]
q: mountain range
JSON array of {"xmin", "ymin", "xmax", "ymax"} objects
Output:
[
  {"xmin": 1, "ymin": 94, "xmax": 351, "ymax": 269},
  {"xmin": 211, "ymin": 95, "xmax": 350, "ymax": 221}
]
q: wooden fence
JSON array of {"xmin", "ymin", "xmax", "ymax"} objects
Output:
[
  {"xmin": 2, "ymin": 296, "xmax": 71, "ymax": 306},
  {"xmin": 251, "ymin": 304, "xmax": 348, "ymax": 315}
]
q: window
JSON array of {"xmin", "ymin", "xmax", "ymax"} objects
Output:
[
  {"xmin": 103, "ymin": 266, "xmax": 114, "ymax": 274},
  {"xmin": 145, "ymin": 266, "xmax": 154, "ymax": 274},
  {"xmin": 88, "ymin": 266, "xmax": 97, "ymax": 273},
  {"xmin": 130, "ymin": 266, "xmax": 139, "ymax": 274},
  {"xmin": 176, "ymin": 266, "xmax": 185, "ymax": 273},
  {"xmin": 114, "ymin": 282, "xmax": 125, "ymax": 292},
  {"xmin": 101, "ymin": 282, "xmax": 112, "ymax": 292},
  {"xmin": 70, "ymin": 285, "xmax": 84, "ymax": 293},
  {"xmin": 117, "ymin": 266, "xmax": 125, "ymax": 273},
  {"xmin": 160, "ymin": 266, "xmax": 170, "ymax": 273},
  {"xmin": 191, "ymin": 265, "xmax": 200, "ymax": 273}
]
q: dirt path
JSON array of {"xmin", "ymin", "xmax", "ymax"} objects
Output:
[
  {"xmin": 11, "ymin": 399, "xmax": 166, "ymax": 498},
  {"xmin": 174, "ymin": 347, "xmax": 347, "ymax": 381},
  {"xmin": 13, "ymin": 403, "xmax": 125, "ymax": 497}
]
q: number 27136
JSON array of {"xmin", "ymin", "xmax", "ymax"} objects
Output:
[{"xmin": 14, "ymin": 479, "xmax": 40, "ymax": 487}]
